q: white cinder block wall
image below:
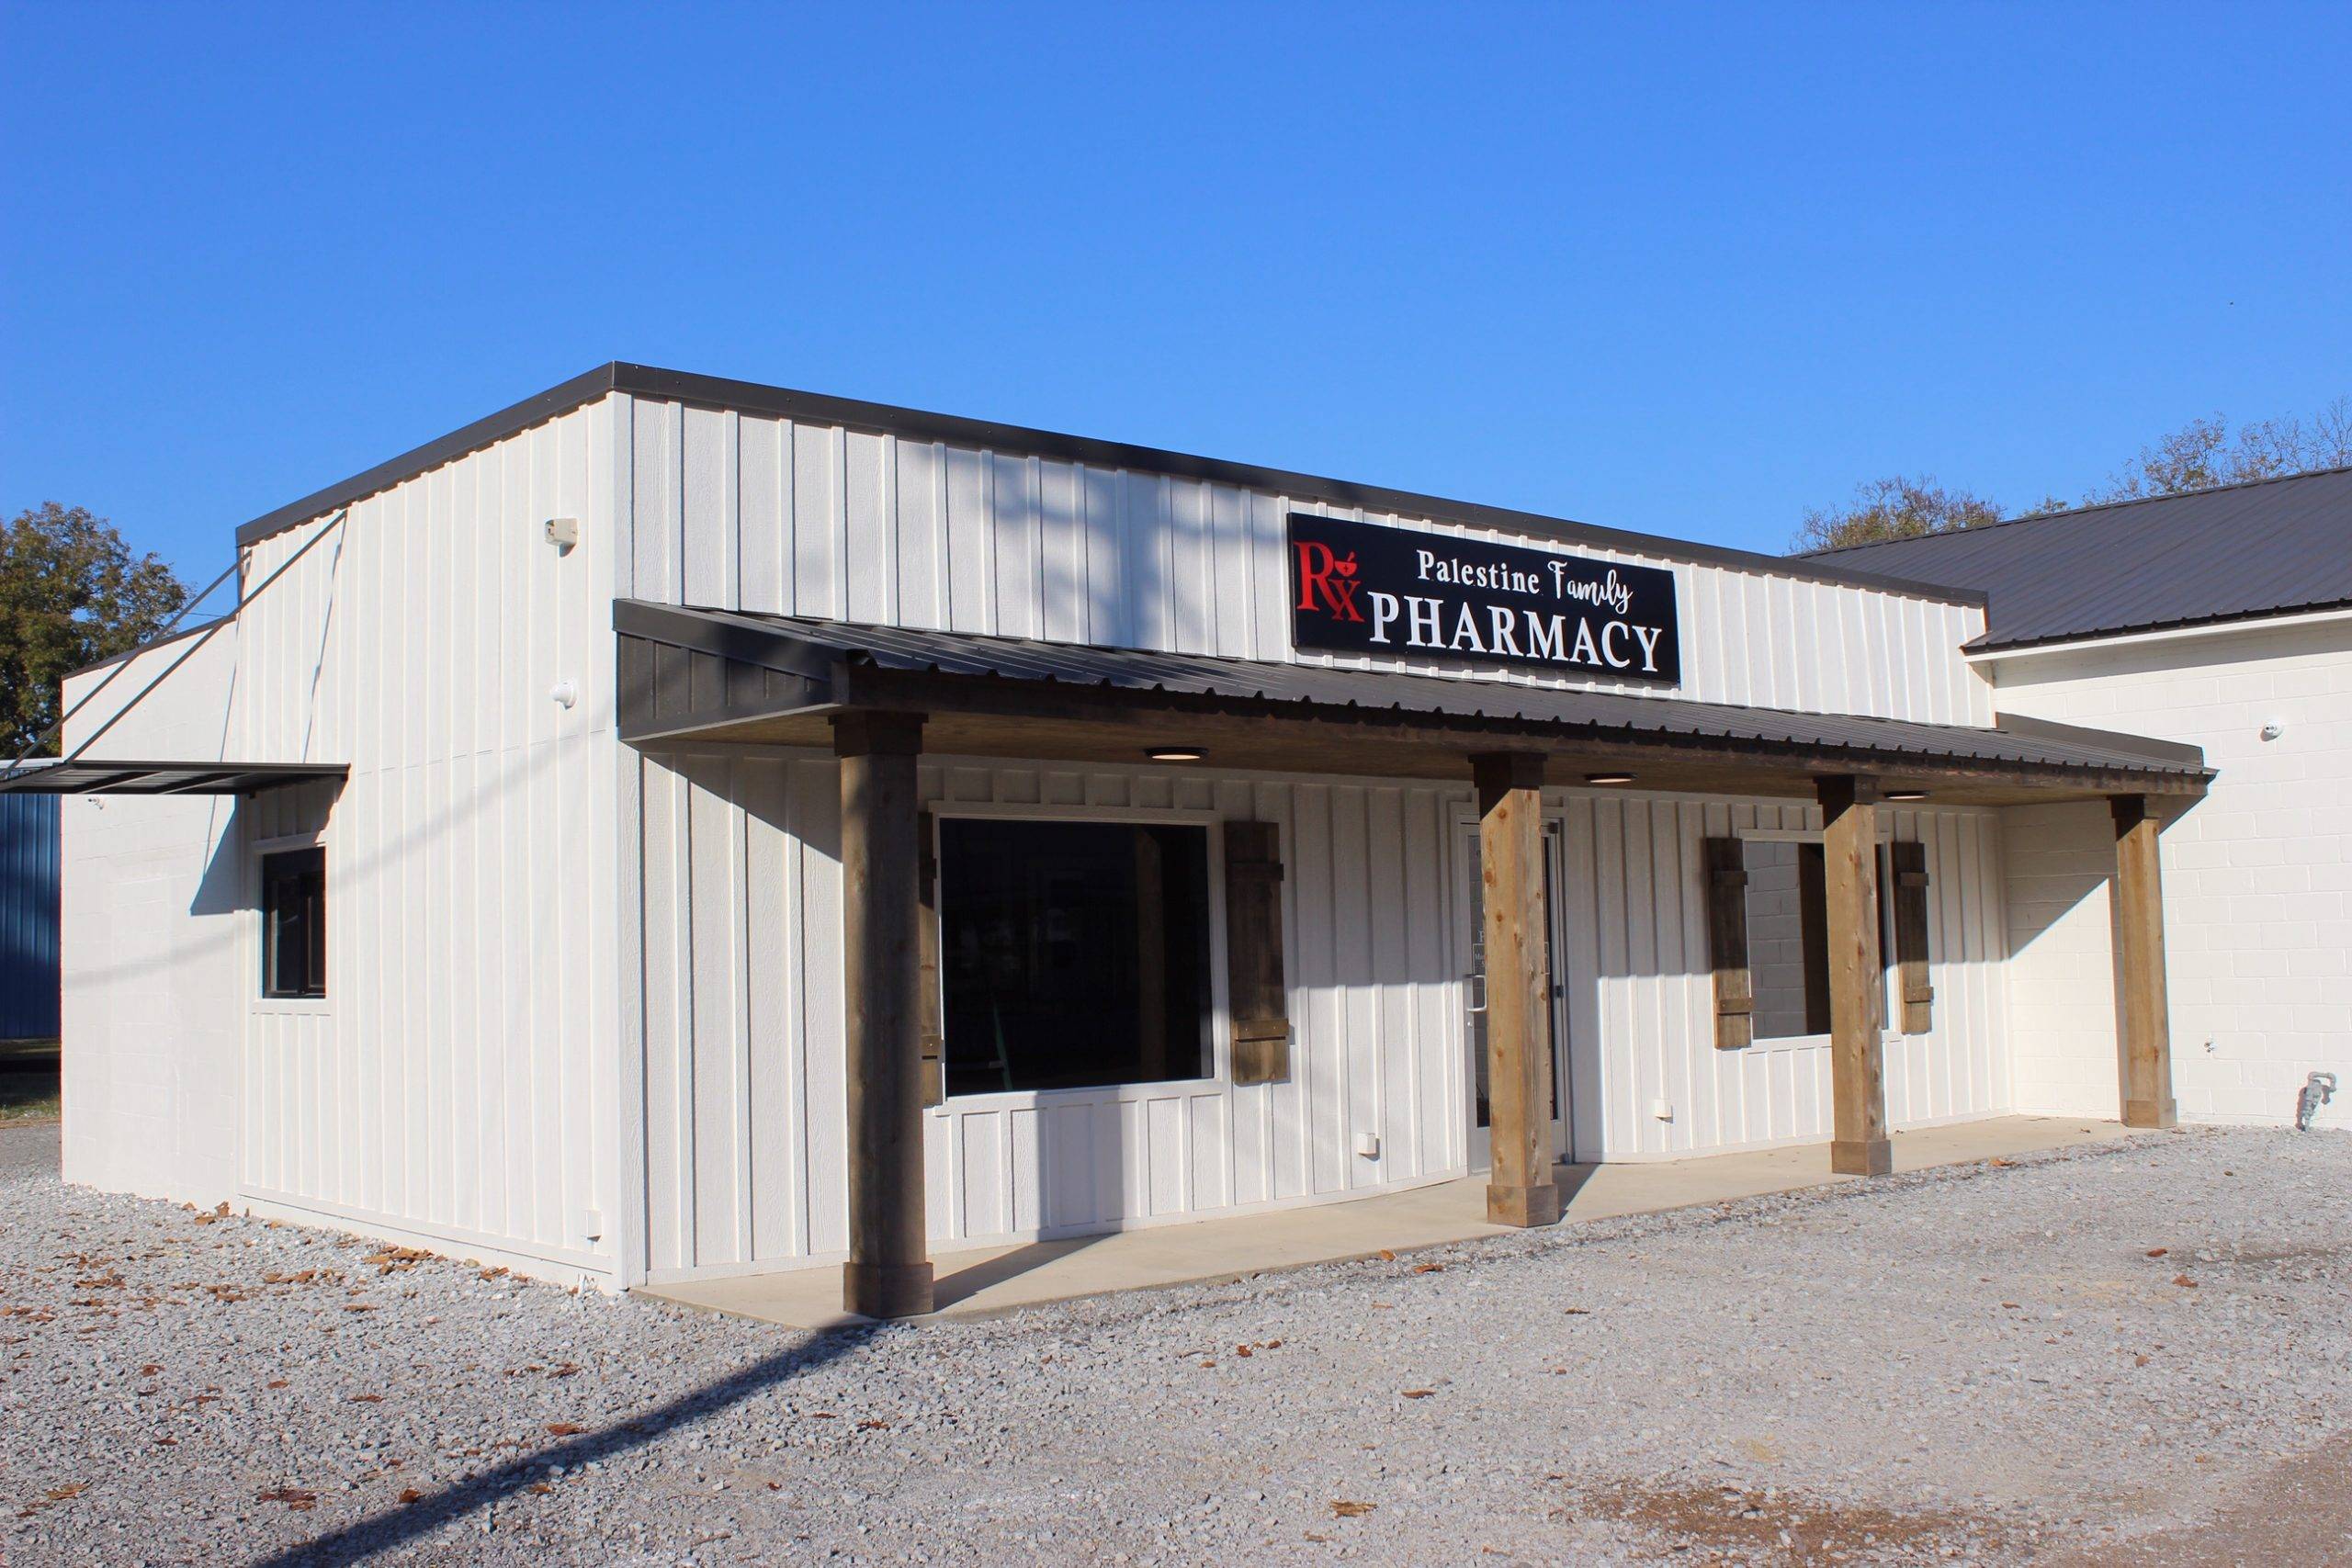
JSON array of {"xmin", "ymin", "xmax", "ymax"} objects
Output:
[{"xmin": 1990, "ymin": 616, "xmax": 2352, "ymax": 1129}]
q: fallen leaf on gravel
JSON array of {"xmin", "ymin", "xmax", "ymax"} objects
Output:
[
  {"xmin": 1331, "ymin": 1500, "xmax": 1376, "ymax": 1517},
  {"xmin": 857, "ymin": 1419, "xmax": 888, "ymax": 1430},
  {"xmin": 2173, "ymin": 1275, "xmax": 2198, "ymax": 1289},
  {"xmin": 1263, "ymin": 1339, "xmax": 1283, "ymax": 1349},
  {"xmin": 1413, "ymin": 1262, "xmax": 1445, "ymax": 1274},
  {"xmin": 397, "ymin": 1488, "xmax": 424, "ymax": 1504},
  {"xmin": 2001, "ymin": 1302, "xmax": 2019, "ymax": 1309},
  {"xmin": 363, "ymin": 1247, "xmax": 431, "ymax": 1275},
  {"xmin": 140, "ymin": 1363, "xmax": 163, "ymax": 1375},
  {"xmin": 1401, "ymin": 1389, "xmax": 1435, "ymax": 1399},
  {"xmin": 2135, "ymin": 1354, "xmax": 2151, "ymax": 1367},
  {"xmin": 258, "ymin": 1488, "xmax": 317, "ymax": 1511},
  {"xmin": 546, "ymin": 1422, "xmax": 589, "ymax": 1437},
  {"xmin": 344, "ymin": 1303, "xmax": 377, "ymax": 1314},
  {"xmin": 527, "ymin": 1483, "xmax": 553, "ymax": 1495},
  {"xmin": 1988, "ymin": 1157, "xmax": 2016, "ymax": 1168},
  {"xmin": 153, "ymin": 1437, "xmax": 176, "ymax": 1447},
  {"xmin": 1235, "ymin": 1345, "xmax": 1252, "ymax": 1358},
  {"xmin": 45, "ymin": 1484, "xmax": 85, "ymax": 1501},
  {"xmin": 266, "ymin": 1380, "xmax": 289, "ymax": 1390},
  {"xmin": 1375, "ymin": 1249, "xmax": 1397, "ymax": 1261},
  {"xmin": 349, "ymin": 1393, "xmax": 384, "ymax": 1404},
  {"xmin": 479, "ymin": 1267, "xmax": 509, "ymax": 1281},
  {"xmin": 2146, "ymin": 1247, "xmax": 2168, "ymax": 1258},
  {"xmin": 1563, "ymin": 1307, "xmax": 1590, "ymax": 1315},
  {"xmin": 1198, "ymin": 1359, "xmax": 1217, "ymax": 1369}
]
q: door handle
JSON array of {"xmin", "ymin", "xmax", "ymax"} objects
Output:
[{"xmin": 1463, "ymin": 972, "xmax": 1487, "ymax": 1014}]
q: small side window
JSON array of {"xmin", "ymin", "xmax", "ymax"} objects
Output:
[{"xmin": 261, "ymin": 846, "xmax": 326, "ymax": 999}]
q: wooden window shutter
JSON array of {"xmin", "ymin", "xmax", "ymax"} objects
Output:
[
  {"xmin": 1890, "ymin": 840, "xmax": 1934, "ymax": 1034},
  {"xmin": 917, "ymin": 810, "xmax": 944, "ymax": 1108},
  {"xmin": 1703, "ymin": 837, "xmax": 1754, "ymax": 1050},
  {"xmin": 1223, "ymin": 819, "xmax": 1291, "ymax": 1086}
]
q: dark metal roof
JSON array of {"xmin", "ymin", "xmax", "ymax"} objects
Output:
[
  {"xmin": 1806, "ymin": 466, "xmax": 2352, "ymax": 651},
  {"xmin": 616, "ymin": 601, "xmax": 2208, "ymax": 787},
  {"xmin": 234, "ymin": 364, "xmax": 1980, "ymax": 605},
  {"xmin": 0, "ymin": 760, "xmax": 347, "ymax": 795}
]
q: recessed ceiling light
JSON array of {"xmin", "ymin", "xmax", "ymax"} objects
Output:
[
  {"xmin": 1146, "ymin": 747, "xmax": 1204, "ymax": 763},
  {"xmin": 1585, "ymin": 772, "xmax": 1636, "ymax": 785},
  {"xmin": 1884, "ymin": 788, "xmax": 1930, "ymax": 801}
]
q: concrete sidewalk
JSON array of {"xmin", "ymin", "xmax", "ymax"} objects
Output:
[{"xmin": 638, "ymin": 1114, "xmax": 2142, "ymax": 1330}]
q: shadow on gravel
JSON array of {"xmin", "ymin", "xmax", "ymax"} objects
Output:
[{"xmin": 250, "ymin": 1323, "xmax": 880, "ymax": 1567}]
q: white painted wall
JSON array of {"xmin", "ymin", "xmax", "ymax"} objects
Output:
[
  {"xmin": 1998, "ymin": 800, "xmax": 2122, "ymax": 1119},
  {"xmin": 609, "ymin": 393, "xmax": 1994, "ymax": 726},
  {"xmin": 631, "ymin": 746, "xmax": 2011, "ymax": 1282},
  {"xmin": 1987, "ymin": 616, "xmax": 2352, "ymax": 1128},
  {"xmin": 60, "ymin": 400, "xmax": 629, "ymax": 1286},
  {"xmin": 59, "ymin": 628, "xmax": 243, "ymax": 1205}
]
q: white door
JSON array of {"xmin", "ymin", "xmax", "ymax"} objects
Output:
[{"xmin": 1457, "ymin": 819, "xmax": 1572, "ymax": 1171}]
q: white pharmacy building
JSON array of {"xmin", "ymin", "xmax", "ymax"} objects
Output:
[{"xmin": 11, "ymin": 365, "xmax": 2219, "ymax": 1318}]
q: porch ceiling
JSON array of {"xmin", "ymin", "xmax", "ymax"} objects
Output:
[{"xmin": 615, "ymin": 602, "xmax": 2211, "ymax": 807}]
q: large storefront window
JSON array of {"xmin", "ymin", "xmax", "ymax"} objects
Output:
[{"xmin": 938, "ymin": 818, "xmax": 1214, "ymax": 1096}]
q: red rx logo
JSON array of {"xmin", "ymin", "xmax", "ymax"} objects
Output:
[{"xmin": 1293, "ymin": 540, "xmax": 1364, "ymax": 622}]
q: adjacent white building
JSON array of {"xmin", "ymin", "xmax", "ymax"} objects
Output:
[
  {"xmin": 9, "ymin": 365, "xmax": 2209, "ymax": 1314},
  {"xmin": 1820, "ymin": 468, "xmax": 2351, "ymax": 1132}
]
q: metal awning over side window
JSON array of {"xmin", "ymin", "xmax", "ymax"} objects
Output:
[{"xmin": 0, "ymin": 760, "xmax": 348, "ymax": 795}]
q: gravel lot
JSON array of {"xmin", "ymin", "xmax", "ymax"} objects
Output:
[{"xmin": 4, "ymin": 1122, "xmax": 2347, "ymax": 1566}]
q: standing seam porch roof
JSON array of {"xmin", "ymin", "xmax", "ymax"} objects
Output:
[{"xmin": 616, "ymin": 602, "xmax": 2210, "ymax": 788}]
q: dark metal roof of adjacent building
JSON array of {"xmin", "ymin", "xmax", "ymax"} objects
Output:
[
  {"xmin": 1804, "ymin": 465, "xmax": 2352, "ymax": 652},
  {"xmin": 233, "ymin": 363, "xmax": 1981, "ymax": 605},
  {"xmin": 615, "ymin": 600, "xmax": 2209, "ymax": 789},
  {"xmin": 0, "ymin": 760, "xmax": 347, "ymax": 795}
]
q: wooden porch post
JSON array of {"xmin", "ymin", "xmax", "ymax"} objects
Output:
[
  {"xmin": 1818, "ymin": 774, "xmax": 1891, "ymax": 1177},
  {"xmin": 1473, "ymin": 750, "xmax": 1561, "ymax": 1228},
  {"xmin": 833, "ymin": 710, "xmax": 934, "ymax": 1319},
  {"xmin": 2111, "ymin": 795, "xmax": 2178, "ymax": 1130}
]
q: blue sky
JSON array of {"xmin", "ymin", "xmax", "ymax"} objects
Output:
[{"xmin": 5, "ymin": 3, "xmax": 2347, "ymax": 582}]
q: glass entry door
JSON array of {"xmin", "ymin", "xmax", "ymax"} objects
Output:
[{"xmin": 1457, "ymin": 819, "xmax": 1570, "ymax": 1170}]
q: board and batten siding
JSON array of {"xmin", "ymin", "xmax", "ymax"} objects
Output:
[
  {"xmin": 633, "ymin": 746, "xmax": 2011, "ymax": 1282},
  {"xmin": 607, "ymin": 393, "xmax": 1995, "ymax": 726},
  {"xmin": 218, "ymin": 402, "xmax": 625, "ymax": 1282},
  {"xmin": 1566, "ymin": 796, "xmax": 2011, "ymax": 1159}
]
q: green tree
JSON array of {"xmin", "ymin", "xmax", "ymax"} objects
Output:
[
  {"xmin": 1792, "ymin": 475, "xmax": 2003, "ymax": 552},
  {"xmin": 2092, "ymin": 396, "xmax": 2352, "ymax": 502},
  {"xmin": 1, "ymin": 503, "xmax": 187, "ymax": 758}
]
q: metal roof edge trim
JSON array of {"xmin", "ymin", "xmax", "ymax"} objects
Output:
[
  {"xmin": 233, "ymin": 363, "xmax": 1984, "ymax": 606},
  {"xmin": 1968, "ymin": 597, "xmax": 2352, "ymax": 656}
]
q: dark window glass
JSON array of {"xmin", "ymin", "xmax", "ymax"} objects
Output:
[
  {"xmin": 938, "ymin": 819, "xmax": 1213, "ymax": 1095},
  {"xmin": 261, "ymin": 847, "xmax": 326, "ymax": 998},
  {"xmin": 1747, "ymin": 839, "xmax": 1894, "ymax": 1039}
]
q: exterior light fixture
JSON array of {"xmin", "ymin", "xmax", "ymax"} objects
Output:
[
  {"xmin": 1884, "ymin": 788, "xmax": 1929, "ymax": 801},
  {"xmin": 1584, "ymin": 772, "xmax": 1636, "ymax": 785},
  {"xmin": 1147, "ymin": 747, "xmax": 1204, "ymax": 762}
]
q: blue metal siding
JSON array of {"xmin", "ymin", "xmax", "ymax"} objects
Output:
[{"xmin": 0, "ymin": 794, "xmax": 60, "ymax": 1039}]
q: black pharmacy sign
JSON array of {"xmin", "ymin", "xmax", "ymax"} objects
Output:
[{"xmin": 1286, "ymin": 514, "xmax": 1682, "ymax": 684}]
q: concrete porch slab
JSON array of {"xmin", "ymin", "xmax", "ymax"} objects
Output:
[{"xmin": 637, "ymin": 1114, "xmax": 2143, "ymax": 1331}]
